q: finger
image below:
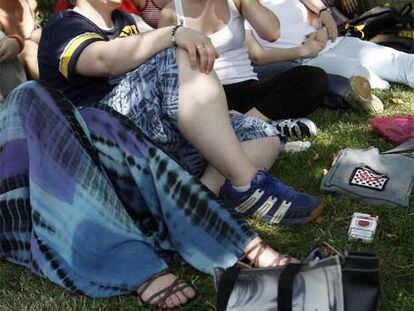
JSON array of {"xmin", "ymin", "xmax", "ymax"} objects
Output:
[
  {"xmin": 351, "ymin": 0, "xmax": 358, "ymax": 11},
  {"xmin": 196, "ymin": 44, "xmax": 208, "ymax": 73},
  {"xmin": 344, "ymin": 1, "xmax": 351, "ymax": 13},
  {"xmin": 205, "ymin": 43, "xmax": 216, "ymax": 73},
  {"xmin": 187, "ymin": 44, "xmax": 197, "ymax": 70},
  {"xmin": 332, "ymin": 29, "xmax": 338, "ymax": 41}
]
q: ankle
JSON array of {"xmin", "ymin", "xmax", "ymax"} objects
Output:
[{"xmin": 228, "ymin": 168, "xmax": 256, "ymax": 188}]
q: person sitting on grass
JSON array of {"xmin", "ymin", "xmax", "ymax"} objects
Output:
[
  {"xmin": 0, "ymin": 0, "xmax": 41, "ymax": 80},
  {"xmin": 159, "ymin": 0, "xmax": 329, "ymax": 140},
  {"xmin": 245, "ymin": 0, "xmax": 384, "ymax": 113},
  {"xmin": 39, "ymin": 0, "xmax": 323, "ymax": 227},
  {"xmin": 0, "ymin": 78, "xmax": 300, "ymax": 310},
  {"xmin": 246, "ymin": 0, "xmax": 414, "ymax": 91}
]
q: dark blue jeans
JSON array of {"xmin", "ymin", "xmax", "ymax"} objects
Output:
[{"xmin": 254, "ymin": 62, "xmax": 352, "ymax": 109}]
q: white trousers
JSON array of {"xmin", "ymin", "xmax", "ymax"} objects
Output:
[{"xmin": 304, "ymin": 37, "xmax": 414, "ymax": 90}]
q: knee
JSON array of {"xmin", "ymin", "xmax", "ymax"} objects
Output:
[{"xmin": 302, "ymin": 66, "xmax": 329, "ymax": 93}]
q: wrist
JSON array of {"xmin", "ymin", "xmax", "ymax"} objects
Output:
[
  {"xmin": 319, "ymin": 8, "xmax": 332, "ymax": 16},
  {"xmin": 170, "ymin": 25, "xmax": 182, "ymax": 46},
  {"xmin": 7, "ymin": 34, "xmax": 25, "ymax": 53},
  {"xmin": 298, "ymin": 45, "xmax": 308, "ymax": 58}
]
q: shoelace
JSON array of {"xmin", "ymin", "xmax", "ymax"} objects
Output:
[
  {"xmin": 254, "ymin": 171, "xmax": 297, "ymax": 203},
  {"xmin": 275, "ymin": 119, "xmax": 303, "ymax": 138}
]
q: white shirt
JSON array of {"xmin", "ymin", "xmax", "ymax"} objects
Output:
[
  {"xmin": 174, "ymin": 0, "xmax": 257, "ymax": 84},
  {"xmin": 246, "ymin": 0, "xmax": 342, "ymax": 54}
]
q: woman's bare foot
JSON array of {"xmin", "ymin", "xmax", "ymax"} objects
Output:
[
  {"xmin": 137, "ymin": 271, "xmax": 197, "ymax": 309},
  {"xmin": 242, "ymin": 237, "xmax": 300, "ymax": 268}
]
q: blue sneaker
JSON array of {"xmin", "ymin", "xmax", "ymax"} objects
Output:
[{"xmin": 219, "ymin": 169, "xmax": 322, "ymax": 225}]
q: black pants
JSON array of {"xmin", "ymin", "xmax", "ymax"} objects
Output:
[{"xmin": 223, "ymin": 66, "xmax": 329, "ymax": 120}]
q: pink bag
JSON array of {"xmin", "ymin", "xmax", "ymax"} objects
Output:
[{"xmin": 370, "ymin": 117, "xmax": 414, "ymax": 145}]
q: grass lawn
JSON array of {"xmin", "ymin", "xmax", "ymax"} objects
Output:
[{"xmin": 1, "ymin": 0, "xmax": 413, "ymax": 310}]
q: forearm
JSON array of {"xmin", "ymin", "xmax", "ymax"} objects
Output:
[
  {"xmin": 250, "ymin": 46, "xmax": 307, "ymax": 65},
  {"xmin": 77, "ymin": 26, "xmax": 175, "ymax": 76},
  {"xmin": 241, "ymin": 0, "xmax": 280, "ymax": 42}
]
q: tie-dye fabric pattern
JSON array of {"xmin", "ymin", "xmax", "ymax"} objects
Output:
[
  {"xmin": 0, "ymin": 82, "xmax": 256, "ymax": 297},
  {"xmin": 101, "ymin": 47, "xmax": 281, "ymax": 176}
]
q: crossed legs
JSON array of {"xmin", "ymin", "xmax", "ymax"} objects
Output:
[{"xmin": 175, "ymin": 48, "xmax": 280, "ymax": 194}]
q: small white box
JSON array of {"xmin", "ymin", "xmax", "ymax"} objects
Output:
[{"xmin": 348, "ymin": 212, "xmax": 378, "ymax": 243}]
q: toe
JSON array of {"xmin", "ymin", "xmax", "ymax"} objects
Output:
[
  {"xmin": 176, "ymin": 290, "xmax": 188, "ymax": 304},
  {"xmin": 183, "ymin": 287, "xmax": 196, "ymax": 299},
  {"xmin": 165, "ymin": 296, "xmax": 175, "ymax": 308}
]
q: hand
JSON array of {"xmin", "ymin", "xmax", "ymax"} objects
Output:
[
  {"xmin": 0, "ymin": 38, "xmax": 21, "ymax": 62},
  {"xmin": 319, "ymin": 10, "xmax": 338, "ymax": 42},
  {"xmin": 301, "ymin": 34, "xmax": 326, "ymax": 58},
  {"xmin": 340, "ymin": 0, "xmax": 358, "ymax": 14},
  {"xmin": 174, "ymin": 26, "xmax": 218, "ymax": 73},
  {"xmin": 314, "ymin": 27, "xmax": 329, "ymax": 44}
]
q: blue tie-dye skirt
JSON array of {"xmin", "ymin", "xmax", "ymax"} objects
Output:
[{"xmin": 0, "ymin": 82, "xmax": 257, "ymax": 298}]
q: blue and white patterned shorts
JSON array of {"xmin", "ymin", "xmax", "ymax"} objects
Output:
[{"xmin": 101, "ymin": 47, "xmax": 281, "ymax": 176}]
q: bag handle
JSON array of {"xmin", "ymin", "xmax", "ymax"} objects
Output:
[
  {"xmin": 277, "ymin": 264, "xmax": 304, "ymax": 311},
  {"xmin": 216, "ymin": 267, "xmax": 242, "ymax": 311}
]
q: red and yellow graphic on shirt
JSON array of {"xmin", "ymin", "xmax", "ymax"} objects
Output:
[{"xmin": 59, "ymin": 25, "xmax": 139, "ymax": 79}]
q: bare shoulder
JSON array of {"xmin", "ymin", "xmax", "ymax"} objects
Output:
[{"xmin": 158, "ymin": 3, "xmax": 178, "ymax": 27}]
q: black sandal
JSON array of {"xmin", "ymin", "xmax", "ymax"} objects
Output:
[
  {"xmin": 137, "ymin": 270, "xmax": 198, "ymax": 310},
  {"xmin": 239, "ymin": 241, "xmax": 294, "ymax": 268}
]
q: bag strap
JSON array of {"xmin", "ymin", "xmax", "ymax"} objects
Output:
[
  {"xmin": 216, "ymin": 267, "xmax": 242, "ymax": 311},
  {"xmin": 277, "ymin": 264, "xmax": 304, "ymax": 311}
]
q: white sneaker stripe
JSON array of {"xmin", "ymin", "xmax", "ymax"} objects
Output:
[
  {"xmin": 270, "ymin": 200, "xmax": 292, "ymax": 224},
  {"xmin": 254, "ymin": 196, "xmax": 277, "ymax": 218},
  {"xmin": 235, "ymin": 189, "xmax": 264, "ymax": 213}
]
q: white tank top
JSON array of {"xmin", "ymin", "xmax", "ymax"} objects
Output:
[{"xmin": 174, "ymin": 0, "xmax": 257, "ymax": 85}]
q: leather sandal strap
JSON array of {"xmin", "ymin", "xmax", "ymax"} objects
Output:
[
  {"xmin": 137, "ymin": 269, "xmax": 171, "ymax": 296},
  {"xmin": 148, "ymin": 279, "xmax": 190, "ymax": 308},
  {"xmin": 253, "ymin": 243, "xmax": 267, "ymax": 267},
  {"xmin": 144, "ymin": 277, "xmax": 181, "ymax": 306},
  {"xmin": 239, "ymin": 241, "xmax": 266, "ymax": 262}
]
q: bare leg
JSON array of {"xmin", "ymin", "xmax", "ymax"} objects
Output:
[
  {"xmin": 200, "ymin": 137, "xmax": 280, "ymax": 194},
  {"xmin": 176, "ymin": 48, "xmax": 280, "ymax": 191}
]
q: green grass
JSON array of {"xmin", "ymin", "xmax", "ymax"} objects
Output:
[{"xmin": 1, "ymin": 0, "xmax": 413, "ymax": 310}]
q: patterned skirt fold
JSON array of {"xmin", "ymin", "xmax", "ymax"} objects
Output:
[{"xmin": 0, "ymin": 82, "xmax": 256, "ymax": 297}]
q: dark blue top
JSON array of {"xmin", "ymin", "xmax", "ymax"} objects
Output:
[{"xmin": 38, "ymin": 10, "xmax": 139, "ymax": 106}]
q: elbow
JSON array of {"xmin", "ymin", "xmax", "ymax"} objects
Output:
[
  {"xmin": 262, "ymin": 28, "xmax": 280, "ymax": 43},
  {"xmin": 270, "ymin": 29, "xmax": 280, "ymax": 42},
  {"xmin": 248, "ymin": 49, "xmax": 266, "ymax": 66}
]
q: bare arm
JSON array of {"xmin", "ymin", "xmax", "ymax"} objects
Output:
[
  {"xmin": 299, "ymin": 0, "xmax": 326, "ymax": 14},
  {"xmin": 76, "ymin": 25, "xmax": 217, "ymax": 77},
  {"xmin": 245, "ymin": 30, "xmax": 324, "ymax": 65},
  {"xmin": 76, "ymin": 26, "xmax": 174, "ymax": 76},
  {"xmin": 236, "ymin": 0, "xmax": 280, "ymax": 42},
  {"xmin": 301, "ymin": 0, "xmax": 338, "ymax": 41}
]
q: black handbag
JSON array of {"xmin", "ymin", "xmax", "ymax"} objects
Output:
[
  {"xmin": 214, "ymin": 244, "xmax": 380, "ymax": 311},
  {"xmin": 339, "ymin": 4, "xmax": 413, "ymax": 40}
]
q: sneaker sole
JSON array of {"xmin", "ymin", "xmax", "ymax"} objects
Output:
[
  {"xmin": 349, "ymin": 76, "xmax": 384, "ymax": 113},
  {"xmin": 304, "ymin": 203, "xmax": 323, "ymax": 224}
]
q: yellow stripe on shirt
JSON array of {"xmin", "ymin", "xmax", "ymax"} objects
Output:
[{"xmin": 59, "ymin": 33, "xmax": 104, "ymax": 79}]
